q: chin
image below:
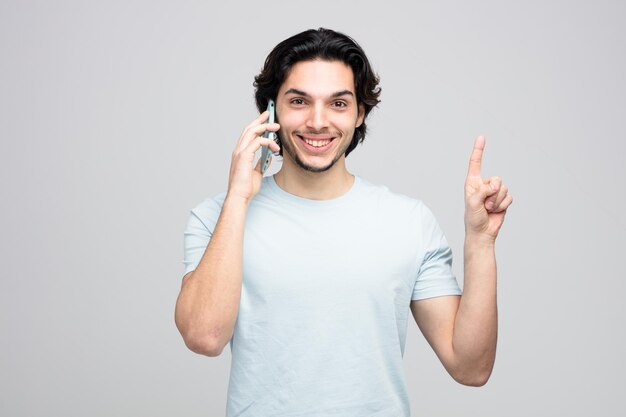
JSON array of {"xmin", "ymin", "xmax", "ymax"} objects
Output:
[
  {"xmin": 294, "ymin": 151, "xmax": 345, "ymax": 173},
  {"xmin": 298, "ymin": 161, "xmax": 335, "ymax": 173}
]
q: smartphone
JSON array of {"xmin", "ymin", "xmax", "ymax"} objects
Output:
[{"xmin": 260, "ymin": 99, "xmax": 276, "ymax": 174}]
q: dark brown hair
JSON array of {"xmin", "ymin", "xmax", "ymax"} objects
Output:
[{"xmin": 254, "ymin": 28, "xmax": 381, "ymax": 157}]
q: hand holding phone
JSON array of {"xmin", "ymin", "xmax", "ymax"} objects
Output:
[{"xmin": 226, "ymin": 101, "xmax": 280, "ymax": 202}]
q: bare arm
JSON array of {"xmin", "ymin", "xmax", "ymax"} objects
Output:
[
  {"xmin": 411, "ymin": 236, "xmax": 497, "ymax": 386},
  {"xmin": 174, "ymin": 111, "xmax": 280, "ymax": 356},
  {"xmin": 175, "ymin": 195, "xmax": 249, "ymax": 356},
  {"xmin": 411, "ymin": 136, "xmax": 512, "ymax": 386}
]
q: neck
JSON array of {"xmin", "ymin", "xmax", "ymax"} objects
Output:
[{"xmin": 273, "ymin": 157, "xmax": 355, "ymax": 200}]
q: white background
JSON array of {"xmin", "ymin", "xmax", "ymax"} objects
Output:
[{"xmin": 1, "ymin": 0, "xmax": 625, "ymax": 415}]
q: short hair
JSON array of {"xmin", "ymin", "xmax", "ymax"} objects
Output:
[{"xmin": 254, "ymin": 28, "xmax": 381, "ymax": 157}]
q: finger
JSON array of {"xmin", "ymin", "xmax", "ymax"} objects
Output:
[
  {"xmin": 491, "ymin": 184, "xmax": 509, "ymax": 212},
  {"xmin": 236, "ymin": 111, "xmax": 268, "ymax": 146},
  {"xmin": 492, "ymin": 194, "xmax": 513, "ymax": 213},
  {"xmin": 484, "ymin": 176, "xmax": 502, "ymax": 211},
  {"xmin": 467, "ymin": 135, "xmax": 486, "ymax": 178},
  {"xmin": 236, "ymin": 110, "xmax": 272, "ymax": 143},
  {"xmin": 232, "ymin": 136, "xmax": 279, "ymax": 166},
  {"xmin": 242, "ymin": 136, "xmax": 281, "ymax": 157},
  {"xmin": 237, "ymin": 122, "xmax": 280, "ymax": 151},
  {"xmin": 237, "ymin": 119, "xmax": 279, "ymax": 147},
  {"xmin": 263, "ymin": 137, "xmax": 281, "ymax": 154},
  {"xmin": 246, "ymin": 110, "xmax": 270, "ymax": 131},
  {"xmin": 468, "ymin": 182, "xmax": 498, "ymax": 209}
]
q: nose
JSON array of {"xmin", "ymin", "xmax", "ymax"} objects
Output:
[{"xmin": 305, "ymin": 102, "xmax": 329, "ymax": 131}]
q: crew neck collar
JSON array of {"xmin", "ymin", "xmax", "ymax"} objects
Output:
[{"xmin": 265, "ymin": 174, "xmax": 361, "ymax": 208}]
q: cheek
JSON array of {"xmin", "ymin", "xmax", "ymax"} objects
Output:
[
  {"xmin": 276, "ymin": 109, "xmax": 302, "ymax": 128},
  {"xmin": 338, "ymin": 116, "xmax": 358, "ymax": 136},
  {"xmin": 277, "ymin": 127, "xmax": 289, "ymax": 144}
]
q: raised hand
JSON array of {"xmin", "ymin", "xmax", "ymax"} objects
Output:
[
  {"xmin": 227, "ymin": 111, "xmax": 281, "ymax": 203},
  {"xmin": 464, "ymin": 135, "xmax": 513, "ymax": 242}
]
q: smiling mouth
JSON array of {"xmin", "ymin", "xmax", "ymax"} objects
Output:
[{"xmin": 296, "ymin": 135, "xmax": 336, "ymax": 149}]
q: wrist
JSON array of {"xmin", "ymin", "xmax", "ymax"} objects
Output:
[
  {"xmin": 224, "ymin": 193, "xmax": 251, "ymax": 208},
  {"xmin": 464, "ymin": 232, "xmax": 496, "ymax": 249}
]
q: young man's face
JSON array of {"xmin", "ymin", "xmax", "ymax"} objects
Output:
[{"xmin": 275, "ymin": 59, "xmax": 365, "ymax": 173}]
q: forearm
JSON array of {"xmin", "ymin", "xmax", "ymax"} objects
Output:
[
  {"xmin": 452, "ymin": 235, "xmax": 498, "ymax": 384},
  {"xmin": 175, "ymin": 195, "xmax": 249, "ymax": 355}
]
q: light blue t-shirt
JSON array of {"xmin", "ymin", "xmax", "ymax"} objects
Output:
[{"xmin": 182, "ymin": 175, "xmax": 462, "ymax": 417}]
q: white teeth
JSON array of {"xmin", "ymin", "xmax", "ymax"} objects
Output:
[{"xmin": 304, "ymin": 139, "xmax": 331, "ymax": 147}]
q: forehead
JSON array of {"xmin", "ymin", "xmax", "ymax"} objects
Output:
[{"xmin": 279, "ymin": 60, "xmax": 355, "ymax": 96}]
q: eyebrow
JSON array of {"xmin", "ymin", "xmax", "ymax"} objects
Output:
[{"xmin": 284, "ymin": 88, "xmax": 354, "ymax": 98}]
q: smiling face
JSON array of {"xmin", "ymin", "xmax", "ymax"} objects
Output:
[{"xmin": 275, "ymin": 59, "xmax": 365, "ymax": 173}]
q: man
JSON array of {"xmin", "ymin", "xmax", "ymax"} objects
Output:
[{"xmin": 176, "ymin": 28, "xmax": 512, "ymax": 416}]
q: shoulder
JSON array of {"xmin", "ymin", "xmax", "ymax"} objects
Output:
[
  {"xmin": 355, "ymin": 177, "xmax": 445, "ymax": 238},
  {"xmin": 191, "ymin": 191, "xmax": 227, "ymax": 212},
  {"xmin": 357, "ymin": 176, "xmax": 429, "ymax": 217},
  {"xmin": 188, "ymin": 191, "xmax": 228, "ymax": 225}
]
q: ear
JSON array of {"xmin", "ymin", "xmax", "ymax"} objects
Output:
[{"xmin": 356, "ymin": 103, "xmax": 365, "ymax": 128}]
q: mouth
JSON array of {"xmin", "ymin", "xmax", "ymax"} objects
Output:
[{"xmin": 296, "ymin": 134, "xmax": 336, "ymax": 153}]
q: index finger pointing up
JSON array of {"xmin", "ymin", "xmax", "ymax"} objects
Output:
[{"xmin": 467, "ymin": 135, "xmax": 485, "ymax": 177}]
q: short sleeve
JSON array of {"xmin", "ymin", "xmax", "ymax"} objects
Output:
[
  {"xmin": 412, "ymin": 203, "xmax": 463, "ymax": 300},
  {"xmin": 182, "ymin": 193, "xmax": 226, "ymax": 276}
]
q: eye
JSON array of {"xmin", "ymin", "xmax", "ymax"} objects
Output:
[
  {"xmin": 332, "ymin": 101, "xmax": 348, "ymax": 108},
  {"xmin": 290, "ymin": 98, "xmax": 305, "ymax": 105}
]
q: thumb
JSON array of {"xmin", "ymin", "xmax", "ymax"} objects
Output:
[{"xmin": 468, "ymin": 182, "xmax": 498, "ymax": 208}]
